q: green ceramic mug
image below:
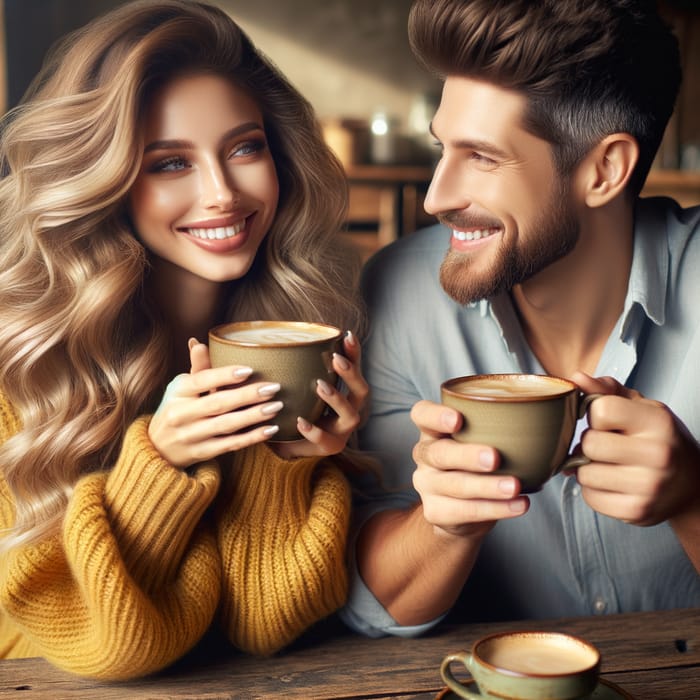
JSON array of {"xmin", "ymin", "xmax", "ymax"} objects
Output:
[
  {"xmin": 441, "ymin": 374, "xmax": 600, "ymax": 493},
  {"xmin": 441, "ymin": 631, "xmax": 601, "ymax": 700},
  {"xmin": 208, "ymin": 320, "xmax": 343, "ymax": 441}
]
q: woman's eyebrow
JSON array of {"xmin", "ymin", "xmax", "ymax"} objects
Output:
[{"xmin": 143, "ymin": 122, "xmax": 264, "ymax": 153}]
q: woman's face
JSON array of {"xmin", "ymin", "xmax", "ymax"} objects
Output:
[{"xmin": 129, "ymin": 72, "xmax": 279, "ymax": 286}]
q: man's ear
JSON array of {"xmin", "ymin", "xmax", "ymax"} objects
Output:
[{"xmin": 578, "ymin": 134, "xmax": 639, "ymax": 208}]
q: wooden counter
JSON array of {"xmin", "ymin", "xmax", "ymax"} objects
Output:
[{"xmin": 1, "ymin": 607, "xmax": 698, "ymax": 699}]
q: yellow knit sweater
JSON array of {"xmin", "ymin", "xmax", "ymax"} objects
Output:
[{"xmin": 0, "ymin": 397, "xmax": 351, "ymax": 680}]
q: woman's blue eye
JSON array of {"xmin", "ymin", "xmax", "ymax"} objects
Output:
[
  {"xmin": 150, "ymin": 156, "xmax": 188, "ymax": 173},
  {"xmin": 231, "ymin": 139, "xmax": 265, "ymax": 157}
]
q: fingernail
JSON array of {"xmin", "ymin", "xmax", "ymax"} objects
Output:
[
  {"xmin": 479, "ymin": 449, "xmax": 496, "ymax": 469},
  {"xmin": 297, "ymin": 416, "xmax": 312, "ymax": 431},
  {"xmin": 441, "ymin": 409, "xmax": 460, "ymax": 432},
  {"xmin": 258, "ymin": 382, "xmax": 281, "ymax": 396},
  {"xmin": 317, "ymin": 379, "xmax": 333, "ymax": 395},
  {"xmin": 345, "ymin": 330, "xmax": 356, "ymax": 347},
  {"xmin": 263, "ymin": 425, "xmax": 280, "ymax": 437},
  {"xmin": 333, "ymin": 353, "xmax": 351, "ymax": 371},
  {"xmin": 234, "ymin": 366, "xmax": 254, "ymax": 378},
  {"xmin": 261, "ymin": 400, "xmax": 284, "ymax": 415},
  {"xmin": 509, "ymin": 498, "xmax": 528, "ymax": 514},
  {"xmin": 188, "ymin": 337, "xmax": 199, "ymax": 350},
  {"xmin": 498, "ymin": 478, "xmax": 517, "ymax": 496}
]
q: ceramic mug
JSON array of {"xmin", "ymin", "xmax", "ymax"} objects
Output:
[
  {"xmin": 440, "ymin": 373, "xmax": 600, "ymax": 493},
  {"xmin": 441, "ymin": 630, "xmax": 601, "ymax": 700},
  {"xmin": 208, "ymin": 320, "xmax": 343, "ymax": 441}
]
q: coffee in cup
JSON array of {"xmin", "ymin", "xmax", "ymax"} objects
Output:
[
  {"xmin": 208, "ymin": 320, "xmax": 343, "ymax": 441},
  {"xmin": 441, "ymin": 630, "xmax": 601, "ymax": 700},
  {"xmin": 440, "ymin": 374, "xmax": 599, "ymax": 493}
]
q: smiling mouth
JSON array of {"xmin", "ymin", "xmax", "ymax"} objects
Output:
[
  {"xmin": 185, "ymin": 219, "xmax": 246, "ymax": 240},
  {"xmin": 452, "ymin": 227, "xmax": 501, "ymax": 241}
]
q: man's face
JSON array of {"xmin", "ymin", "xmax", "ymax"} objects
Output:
[{"xmin": 426, "ymin": 76, "xmax": 579, "ymax": 305}]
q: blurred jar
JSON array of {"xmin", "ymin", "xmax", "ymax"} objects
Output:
[
  {"xmin": 322, "ymin": 118, "xmax": 369, "ymax": 168},
  {"xmin": 370, "ymin": 111, "xmax": 397, "ymax": 164}
]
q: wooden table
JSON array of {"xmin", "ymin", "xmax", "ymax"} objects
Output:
[{"xmin": 0, "ymin": 608, "xmax": 698, "ymax": 699}]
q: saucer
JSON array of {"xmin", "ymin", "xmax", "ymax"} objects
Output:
[{"xmin": 435, "ymin": 677, "xmax": 634, "ymax": 700}]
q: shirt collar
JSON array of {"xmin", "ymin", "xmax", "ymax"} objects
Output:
[{"xmin": 626, "ymin": 198, "xmax": 669, "ymax": 327}]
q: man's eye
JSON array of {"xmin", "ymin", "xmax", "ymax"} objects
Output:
[
  {"xmin": 471, "ymin": 152, "xmax": 497, "ymax": 166},
  {"xmin": 149, "ymin": 156, "xmax": 188, "ymax": 173}
]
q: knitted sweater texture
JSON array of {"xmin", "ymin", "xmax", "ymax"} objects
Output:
[{"xmin": 0, "ymin": 397, "xmax": 351, "ymax": 680}]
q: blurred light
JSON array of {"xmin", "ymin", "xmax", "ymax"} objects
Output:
[{"xmin": 371, "ymin": 113, "xmax": 389, "ymax": 136}]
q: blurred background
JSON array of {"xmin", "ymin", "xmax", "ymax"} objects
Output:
[{"xmin": 1, "ymin": 0, "xmax": 698, "ymax": 259}]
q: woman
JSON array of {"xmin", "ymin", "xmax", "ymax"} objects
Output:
[{"xmin": 0, "ymin": 0, "xmax": 369, "ymax": 680}]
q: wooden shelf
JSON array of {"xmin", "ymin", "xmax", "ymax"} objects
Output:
[
  {"xmin": 340, "ymin": 166, "xmax": 700, "ymax": 262},
  {"xmin": 643, "ymin": 169, "xmax": 700, "ymax": 207},
  {"xmin": 342, "ymin": 164, "xmax": 436, "ymax": 255}
]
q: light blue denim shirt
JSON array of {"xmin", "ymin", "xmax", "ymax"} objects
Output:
[{"xmin": 342, "ymin": 197, "xmax": 700, "ymax": 638}]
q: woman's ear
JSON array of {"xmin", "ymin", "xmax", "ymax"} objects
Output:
[{"xmin": 578, "ymin": 133, "xmax": 639, "ymax": 208}]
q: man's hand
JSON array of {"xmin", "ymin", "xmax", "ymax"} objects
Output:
[
  {"xmin": 410, "ymin": 399, "xmax": 530, "ymax": 539},
  {"xmin": 571, "ymin": 372, "xmax": 700, "ymax": 526}
]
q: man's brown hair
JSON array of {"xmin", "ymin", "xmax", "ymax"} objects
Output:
[{"xmin": 409, "ymin": 0, "xmax": 681, "ymax": 195}]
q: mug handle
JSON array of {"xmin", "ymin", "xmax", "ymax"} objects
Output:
[
  {"xmin": 440, "ymin": 652, "xmax": 483, "ymax": 699},
  {"xmin": 558, "ymin": 392, "xmax": 604, "ymax": 471}
]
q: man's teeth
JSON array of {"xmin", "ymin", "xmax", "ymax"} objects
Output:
[
  {"xmin": 452, "ymin": 228, "xmax": 498, "ymax": 241},
  {"xmin": 188, "ymin": 222, "xmax": 244, "ymax": 240}
]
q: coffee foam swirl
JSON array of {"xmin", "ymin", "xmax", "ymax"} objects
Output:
[{"xmin": 223, "ymin": 325, "xmax": 337, "ymax": 345}]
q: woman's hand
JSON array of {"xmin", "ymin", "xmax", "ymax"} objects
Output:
[
  {"xmin": 273, "ymin": 331, "xmax": 369, "ymax": 459},
  {"xmin": 148, "ymin": 338, "xmax": 284, "ymax": 468}
]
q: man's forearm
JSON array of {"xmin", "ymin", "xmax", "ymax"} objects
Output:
[{"xmin": 355, "ymin": 503, "xmax": 487, "ymax": 625}]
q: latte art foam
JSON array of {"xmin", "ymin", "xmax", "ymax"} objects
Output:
[
  {"xmin": 482, "ymin": 635, "xmax": 598, "ymax": 675},
  {"xmin": 223, "ymin": 324, "xmax": 338, "ymax": 345},
  {"xmin": 455, "ymin": 375, "xmax": 570, "ymax": 399}
]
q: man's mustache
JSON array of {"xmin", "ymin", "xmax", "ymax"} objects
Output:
[{"xmin": 438, "ymin": 210, "xmax": 503, "ymax": 231}]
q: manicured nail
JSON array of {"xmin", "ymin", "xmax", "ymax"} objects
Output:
[
  {"xmin": 188, "ymin": 337, "xmax": 199, "ymax": 350},
  {"xmin": 261, "ymin": 400, "xmax": 284, "ymax": 416},
  {"xmin": 345, "ymin": 330, "xmax": 357, "ymax": 347},
  {"xmin": 258, "ymin": 382, "xmax": 281, "ymax": 396},
  {"xmin": 263, "ymin": 425, "xmax": 280, "ymax": 437},
  {"xmin": 297, "ymin": 416, "xmax": 312, "ymax": 431},
  {"xmin": 234, "ymin": 366, "xmax": 254, "ymax": 378},
  {"xmin": 333, "ymin": 352, "xmax": 351, "ymax": 371},
  {"xmin": 317, "ymin": 379, "xmax": 333, "ymax": 396}
]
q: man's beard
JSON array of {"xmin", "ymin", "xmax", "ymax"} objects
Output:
[{"xmin": 439, "ymin": 180, "xmax": 579, "ymax": 305}]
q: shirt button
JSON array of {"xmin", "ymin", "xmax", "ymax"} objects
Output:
[
  {"xmin": 572, "ymin": 485, "xmax": 581, "ymax": 497},
  {"xmin": 594, "ymin": 598, "xmax": 607, "ymax": 614}
]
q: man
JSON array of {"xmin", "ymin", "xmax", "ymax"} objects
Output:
[{"xmin": 341, "ymin": 0, "xmax": 700, "ymax": 638}]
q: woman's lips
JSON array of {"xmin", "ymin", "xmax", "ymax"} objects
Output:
[{"xmin": 180, "ymin": 216, "xmax": 253, "ymax": 252}]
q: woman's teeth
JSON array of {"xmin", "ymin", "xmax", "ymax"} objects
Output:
[
  {"xmin": 452, "ymin": 228, "xmax": 499, "ymax": 241},
  {"xmin": 188, "ymin": 221, "xmax": 244, "ymax": 240}
]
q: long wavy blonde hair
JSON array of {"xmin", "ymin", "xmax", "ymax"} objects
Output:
[{"xmin": 0, "ymin": 0, "xmax": 364, "ymax": 551}]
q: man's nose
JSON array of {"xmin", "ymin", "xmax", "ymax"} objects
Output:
[{"xmin": 423, "ymin": 156, "xmax": 470, "ymax": 216}]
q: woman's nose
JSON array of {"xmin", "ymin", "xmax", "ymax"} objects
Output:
[{"xmin": 200, "ymin": 162, "xmax": 237, "ymax": 209}]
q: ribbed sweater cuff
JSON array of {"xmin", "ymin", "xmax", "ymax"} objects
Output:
[
  {"xmin": 103, "ymin": 416, "xmax": 220, "ymax": 590},
  {"xmin": 219, "ymin": 443, "xmax": 351, "ymax": 655}
]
